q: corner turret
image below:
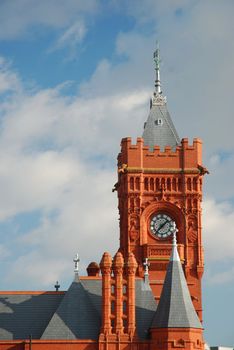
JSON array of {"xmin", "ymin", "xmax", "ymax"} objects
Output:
[{"xmin": 150, "ymin": 227, "xmax": 204, "ymax": 350}]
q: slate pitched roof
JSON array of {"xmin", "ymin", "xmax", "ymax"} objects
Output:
[
  {"xmin": 41, "ymin": 273, "xmax": 101, "ymax": 340},
  {"xmin": 0, "ymin": 292, "xmax": 63, "ymax": 339},
  {"xmin": 151, "ymin": 236, "xmax": 202, "ymax": 329},
  {"xmin": 0, "ymin": 276, "xmax": 157, "ymax": 340},
  {"xmin": 142, "ymin": 99, "xmax": 180, "ymax": 151},
  {"xmin": 136, "ymin": 278, "xmax": 157, "ymax": 339}
]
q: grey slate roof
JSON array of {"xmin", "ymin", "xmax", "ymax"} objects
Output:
[
  {"xmin": 151, "ymin": 240, "xmax": 202, "ymax": 329},
  {"xmin": 0, "ymin": 293, "xmax": 63, "ymax": 339},
  {"xmin": 136, "ymin": 278, "xmax": 157, "ymax": 339},
  {"xmin": 41, "ymin": 273, "xmax": 101, "ymax": 340},
  {"xmin": 142, "ymin": 101, "xmax": 180, "ymax": 151},
  {"xmin": 0, "ymin": 275, "xmax": 157, "ymax": 340}
]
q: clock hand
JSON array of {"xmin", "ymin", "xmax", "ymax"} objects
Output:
[{"xmin": 157, "ymin": 220, "xmax": 169, "ymax": 233}]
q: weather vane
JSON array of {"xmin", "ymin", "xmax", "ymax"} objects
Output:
[
  {"xmin": 73, "ymin": 253, "xmax": 80, "ymax": 273},
  {"xmin": 153, "ymin": 41, "xmax": 161, "ymax": 71}
]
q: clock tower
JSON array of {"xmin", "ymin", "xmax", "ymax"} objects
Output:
[{"xmin": 116, "ymin": 47, "xmax": 207, "ymax": 321}]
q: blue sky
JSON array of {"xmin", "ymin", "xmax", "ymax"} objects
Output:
[{"xmin": 0, "ymin": 0, "xmax": 234, "ymax": 346}]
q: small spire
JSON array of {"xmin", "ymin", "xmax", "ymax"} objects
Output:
[
  {"xmin": 54, "ymin": 281, "xmax": 60, "ymax": 292},
  {"xmin": 73, "ymin": 253, "xmax": 80, "ymax": 273},
  {"xmin": 170, "ymin": 222, "xmax": 180, "ymax": 262},
  {"xmin": 151, "ymin": 219, "xmax": 202, "ymax": 329},
  {"xmin": 151, "ymin": 42, "xmax": 167, "ymax": 107},
  {"xmin": 143, "ymin": 258, "xmax": 150, "ymax": 281},
  {"xmin": 153, "ymin": 42, "xmax": 162, "ymax": 95}
]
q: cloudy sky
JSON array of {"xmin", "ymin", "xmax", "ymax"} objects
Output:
[{"xmin": 0, "ymin": 0, "xmax": 233, "ymax": 346}]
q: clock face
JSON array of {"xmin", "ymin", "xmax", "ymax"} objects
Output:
[{"xmin": 150, "ymin": 213, "xmax": 175, "ymax": 239}]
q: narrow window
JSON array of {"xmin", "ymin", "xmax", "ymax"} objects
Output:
[
  {"xmin": 172, "ymin": 178, "xmax": 176, "ymax": 191},
  {"xmin": 187, "ymin": 178, "xmax": 192, "ymax": 191},
  {"xmin": 135, "ymin": 177, "xmax": 140, "ymax": 190},
  {"xmin": 193, "ymin": 178, "xmax": 197, "ymax": 191},
  {"xmin": 156, "ymin": 178, "xmax": 160, "ymax": 191},
  {"xmin": 167, "ymin": 178, "xmax": 171, "ymax": 191},
  {"xmin": 123, "ymin": 300, "xmax": 127, "ymax": 313},
  {"xmin": 111, "ymin": 301, "xmax": 115, "ymax": 313},
  {"xmin": 144, "ymin": 177, "xmax": 149, "ymax": 191}
]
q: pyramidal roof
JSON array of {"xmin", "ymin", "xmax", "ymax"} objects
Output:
[
  {"xmin": 151, "ymin": 231, "xmax": 202, "ymax": 329},
  {"xmin": 41, "ymin": 273, "xmax": 101, "ymax": 340},
  {"xmin": 142, "ymin": 46, "xmax": 180, "ymax": 151}
]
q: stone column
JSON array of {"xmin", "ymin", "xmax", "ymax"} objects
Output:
[
  {"xmin": 126, "ymin": 252, "xmax": 137, "ymax": 337},
  {"xmin": 113, "ymin": 252, "xmax": 124, "ymax": 334},
  {"xmin": 100, "ymin": 252, "xmax": 112, "ymax": 335}
]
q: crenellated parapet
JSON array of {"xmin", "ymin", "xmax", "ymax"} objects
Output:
[
  {"xmin": 150, "ymin": 328, "xmax": 204, "ymax": 350},
  {"xmin": 118, "ymin": 137, "xmax": 203, "ymax": 170}
]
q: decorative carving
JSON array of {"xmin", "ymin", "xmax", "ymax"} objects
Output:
[
  {"xmin": 151, "ymin": 93, "xmax": 167, "ymax": 106},
  {"xmin": 160, "ymin": 184, "xmax": 166, "ymax": 200},
  {"xmin": 129, "ymin": 216, "xmax": 139, "ymax": 242},
  {"xmin": 198, "ymin": 164, "xmax": 209, "ymax": 175},
  {"xmin": 112, "ymin": 182, "xmax": 119, "ymax": 192},
  {"xmin": 129, "ymin": 230, "xmax": 138, "ymax": 242},
  {"xmin": 187, "ymin": 217, "xmax": 198, "ymax": 243},
  {"xmin": 150, "ymin": 248, "xmax": 171, "ymax": 256},
  {"xmin": 118, "ymin": 163, "xmax": 128, "ymax": 173}
]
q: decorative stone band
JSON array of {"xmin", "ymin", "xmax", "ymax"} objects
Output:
[{"xmin": 152, "ymin": 93, "xmax": 167, "ymax": 106}]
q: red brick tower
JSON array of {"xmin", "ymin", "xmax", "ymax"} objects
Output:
[{"xmin": 116, "ymin": 47, "xmax": 208, "ymax": 321}]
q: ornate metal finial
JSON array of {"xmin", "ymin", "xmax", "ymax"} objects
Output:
[
  {"xmin": 73, "ymin": 253, "xmax": 80, "ymax": 273},
  {"xmin": 143, "ymin": 258, "xmax": 150, "ymax": 278},
  {"xmin": 154, "ymin": 41, "xmax": 160, "ymax": 69},
  {"xmin": 54, "ymin": 281, "xmax": 60, "ymax": 292},
  {"xmin": 153, "ymin": 41, "xmax": 161, "ymax": 94},
  {"xmin": 172, "ymin": 222, "xmax": 178, "ymax": 246},
  {"xmin": 170, "ymin": 222, "xmax": 180, "ymax": 262},
  {"xmin": 151, "ymin": 42, "xmax": 166, "ymax": 106}
]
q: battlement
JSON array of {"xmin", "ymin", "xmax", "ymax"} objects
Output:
[{"xmin": 119, "ymin": 137, "xmax": 202, "ymax": 169}]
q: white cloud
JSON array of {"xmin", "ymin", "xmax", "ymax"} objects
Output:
[
  {"xmin": 0, "ymin": 0, "xmax": 98, "ymax": 40},
  {"xmin": 206, "ymin": 266, "xmax": 234, "ymax": 285},
  {"xmin": 203, "ymin": 198, "xmax": 234, "ymax": 263},
  {"xmin": 0, "ymin": 60, "xmax": 144, "ymax": 288},
  {"xmin": 203, "ymin": 197, "xmax": 234, "ymax": 285},
  {"xmin": 0, "ymin": 150, "xmax": 79, "ymax": 220},
  {"xmin": 0, "ymin": 57, "xmax": 21, "ymax": 94},
  {"xmin": 51, "ymin": 21, "xmax": 87, "ymax": 52}
]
